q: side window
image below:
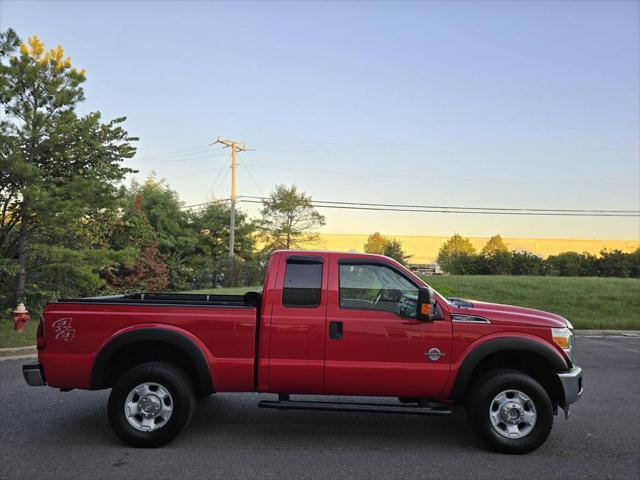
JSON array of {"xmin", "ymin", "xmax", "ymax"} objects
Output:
[
  {"xmin": 339, "ymin": 264, "xmax": 418, "ymax": 317},
  {"xmin": 282, "ymin": 261, "xmax": 323, "ymax": 308}
]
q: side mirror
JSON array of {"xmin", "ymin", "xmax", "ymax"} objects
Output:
[{"xmin": 416, "ymin": 287, "xmax": 436, "ymax": 321}]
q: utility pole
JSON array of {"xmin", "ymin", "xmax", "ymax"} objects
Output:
[{"xmin": 212, "ymin": 138, "xmax": 251, "ymax": 279}]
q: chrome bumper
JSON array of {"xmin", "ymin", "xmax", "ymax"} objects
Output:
[
  {"xmin": 23, "ymin": 363, "xmax": 46, "ymax": 386},
  {"xmin": 557, "ymin": 366, "xmax": 583, "ymax": 417}
]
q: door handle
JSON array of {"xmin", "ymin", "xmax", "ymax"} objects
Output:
[{"xmin": 329, "ymin": 321, "xmax": 343, "ymax": 339}]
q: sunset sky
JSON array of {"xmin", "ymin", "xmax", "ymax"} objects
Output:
[{"xmin": 3, "ymin": 1, "xmax": 639, "ymax": 240}]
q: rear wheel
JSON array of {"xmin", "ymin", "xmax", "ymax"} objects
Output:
[
  {"xmin": 466, "ymin": 369, "xmax": 553, "ymax": 454},
  {"xmin": 107, "ymin": 362, "xmax": 196, "ymax": 448}
]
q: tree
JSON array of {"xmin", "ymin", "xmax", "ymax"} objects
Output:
[
  {"xmin": 545, "ymin": 251, "xmax": 592, "ymax": 276},
  {"xmin": 481, "ymin": 235, "xmax": 511, "ymax": 274},
  {"xmin": 259, "ymin": 185, "xmax": 325, "ymax": 250},
  {"xmin": 100, "ymin": 191, "xmax": 166, "ymax": 292},
  {"xmin": 191, "ymin": 201, "xmax": 258, "ymax": 287},
  {"xmin": 104, "ymin": 243, "xmax": 168, "ymax": 293},
  {"xmin": 383, "ymin": 239, "xmax": 411, "ymax": 265},
  {"xmin": 0, "ymin": 30, "xmax": 136, "ymax": 307},
  {"xmin": 511, "ymin": 251, "xmax": 544, "ymax": 275},
  {"xmin": 481, "ymin": 235, "xmax": 509, "ymax": 256},
  {"xmin": 125, "ymin": 176, "xmax": 197, "ymax": 290},
  {"xmin": 364, "ymin": 232, "xmax": 387, "ymax": 255},
  {"xmin": 629, "ymin": 249, "xmax": 640, "ymax": 278},
  {"xmin": 364, "ymin": 232, "xmax": 411, "ymax": 265},
  {"xmin": 436, "ymin": 234, "xmax": 476, "ymax": 273},
  {"xmin": 597, "ymin": 249, "xmax": 635, "ymax": 278}
]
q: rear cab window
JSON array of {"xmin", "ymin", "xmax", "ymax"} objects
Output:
[{"xmin": 282, "ymin": 257, "xmax": 323, "ymax": 308}]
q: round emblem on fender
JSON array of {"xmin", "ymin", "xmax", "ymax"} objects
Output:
[{"xmin": 426, "ymin": 348, "xmax": 443, "ymax": 361}]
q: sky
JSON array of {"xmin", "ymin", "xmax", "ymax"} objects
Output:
[{"xmin": 2, "ymin": 0, "xmax": 639, "ymax": 240}]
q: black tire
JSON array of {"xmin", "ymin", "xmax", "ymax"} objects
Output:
[
  {"xmin": 107, "ymin": 362, "xmax": 196, "ymax": 448},
  {"xmin": 466, "ymin": 369, "xmax": 553, "ymax": 454}
]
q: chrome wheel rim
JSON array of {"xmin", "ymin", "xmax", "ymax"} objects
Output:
[
  {"xmin": 489, "ymin": 389, "xmax": 537, "ymax": 439},
  {"xmin": 124, "ymin": 382, "xmax": 173, "ymax": 432}
]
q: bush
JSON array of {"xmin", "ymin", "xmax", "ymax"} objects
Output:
[
  {"xmin": 438, "ymin": 248, "xmax": 639, "ymax": 277},
  {"xmin": 511, "ymin": 251, "xmax": 545, "ymax": 275}
]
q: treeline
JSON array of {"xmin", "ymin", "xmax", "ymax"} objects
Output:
[
  {"xmin": 436, "ymin": 234, "xmax": 640, "ymax": 277},
  {"xmin": 1, "ymin": 172, "xmax": 324, "ymax": 315}
]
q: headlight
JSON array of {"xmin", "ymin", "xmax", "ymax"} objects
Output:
[{"xmin": 552, "ymin": 327, "xmax": 574, "ymax": 362}]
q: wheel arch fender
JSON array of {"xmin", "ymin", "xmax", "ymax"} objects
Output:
[
  {"xmin": 450, "ymin": 336, "xmax": 569, "ymax": 402},
  {"xmin": 91, "ymin": 326, "xmax": 214, "ymax": 395}
]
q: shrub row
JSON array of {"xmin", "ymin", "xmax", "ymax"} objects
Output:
[{"xmin": 440, "ymin": 249, "xmax": 640, "ymax": 277}]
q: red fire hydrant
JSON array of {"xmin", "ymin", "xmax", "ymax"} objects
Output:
[{"xmin": 13, "ymin": 303, "xmax": 30, "ymax": 333}]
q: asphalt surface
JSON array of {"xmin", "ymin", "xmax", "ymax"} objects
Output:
[{"xmin": 1, "ymin": 337, "xmax": 639, "ymax": 480}]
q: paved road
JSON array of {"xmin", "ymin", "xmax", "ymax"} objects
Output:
[{"xmin": 1, "ymin": 337, "xmax": 639, "ymax": 480}]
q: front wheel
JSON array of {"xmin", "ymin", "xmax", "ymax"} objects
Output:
[
  {"xmin": 107, "ymin": 362, "xmax": 196, "ymax": 448},
  {"xmin": 466, "ymin": 369, "xmax": 553, "ymax": 454}
]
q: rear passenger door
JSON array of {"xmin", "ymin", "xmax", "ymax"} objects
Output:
[{"xmin": 266, "ymin": 254, "xmax": 328, "ymax": 394}]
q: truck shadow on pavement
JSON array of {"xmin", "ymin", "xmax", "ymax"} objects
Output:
[{"xmin": 184, "ymin": 394, "xmax": 482, "ymax": 451}]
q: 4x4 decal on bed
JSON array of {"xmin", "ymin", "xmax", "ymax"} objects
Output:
[{"xmin": 52, "ymin": 318, "xmax": 75, "ymax": 342}]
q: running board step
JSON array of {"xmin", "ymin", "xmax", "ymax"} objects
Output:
[{"xmin": 258, "ymin": 399, "xmax": 451, "ymax": 416}]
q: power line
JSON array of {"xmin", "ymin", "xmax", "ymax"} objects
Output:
[
  {"xmin": 184, "ymin": 196, "xmax": 638, "ymax": 217},
  {"xmin": 241, "ymin": 163, "xmax": 636, "ymax": 188},
  {"xmin": 181, "ymin": 197, "xmax": 231, "ymax": 210},
  {"xmin": 252, "ymin": 141, "xmax": 629, "ymax": 152},
  {"xmin": 240, "ymin": 196, "xmax": 637, "ymax": 215},
  {"xmin": 131, "ymin": 145, "xmax": 211, "ymax": 161},
  {"xmin": 183, "ymin": 195, "xmax": 638, "ymax": 217},
  {"xmin": 171, "ymin": 166, "xmax": 227, "ymax": 180},
  {"xmin": 235, "ymin": 199, "xmax": 638, "ymax": 217},
  {"xmin": 129, "ymin": 152, "xmax": 228, "ymax": 164},
  {"xmin": 242, "ymin": 164, "xmax": 265, "ymax": 197},
  {"xmin": 211, "ymin": 168, "xmax": 231, "ymax": 195}
]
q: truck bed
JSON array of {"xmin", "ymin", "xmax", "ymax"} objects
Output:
[{"xmin": 41, "ymin": 291, "xmax": 262, "ymax": 392}]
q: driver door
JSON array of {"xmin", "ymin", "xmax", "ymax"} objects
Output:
[{"xmin": 323, "ymin": 256, "xmax": 451, "ymax": 397}]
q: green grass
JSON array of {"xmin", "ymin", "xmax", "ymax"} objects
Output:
[
  {"xmin": 0, "ymin": 317, "xmax": 39, "ymax": 349},
  {"xmin": 422, "ymin": 275, "xmax": 640, "ymax": 330},
  {"xmin": 2, "ymin": 279, "xmax": 637, "ymax": 349}
]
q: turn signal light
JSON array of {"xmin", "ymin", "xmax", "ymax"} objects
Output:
[
  {"xmin": 551, "ymin": 327, "xmax": 574, "ymax": 362},
  {"xmin": 420, "ymin": 303, "xmax": 432, "ymax": 315},
  {"xmin": 552, "ymin": 335, "xmax": 570, "ymax": 349}
]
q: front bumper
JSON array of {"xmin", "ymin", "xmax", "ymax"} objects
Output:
[
  {"xmin": 23, "ymin": 363, "xmax": 46, "ymax": 386},
  {"xmin": 557, "ymin": 366, "xmax": 583, "ymax": 416}
]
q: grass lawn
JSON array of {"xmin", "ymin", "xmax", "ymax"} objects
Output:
[
  {"xmin": 422, "ymin": 275, "xmax": 640, "ymax": 330},
  {"xmin": 0, "ymin": 317, "xmax": 39, "ymax": 349},
  {"xmin": 2, "ymin": 277, "xmax": 637, "ymax": 349}
]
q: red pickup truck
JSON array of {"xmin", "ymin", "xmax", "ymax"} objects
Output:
[{"xmin": 23, "ymin": 250, "xmax": 582, "ymax": 453}]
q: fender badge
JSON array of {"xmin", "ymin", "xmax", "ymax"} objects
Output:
[
  {"xmin": 426, "ymin": 348, "xmax": 444, "ymax": 361},
  {"xmin": 52, "ymin": 318, "xmax": 75, "ymax": 342}
]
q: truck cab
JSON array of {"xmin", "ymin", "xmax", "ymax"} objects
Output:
[{"xmin": 23, "ymin": 250, "xmax": 582, "ymax": 453}]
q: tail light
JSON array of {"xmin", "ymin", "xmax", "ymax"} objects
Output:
[{"xmin": 36, "ymin": 317, "xmax": 46, "ymax": 349}]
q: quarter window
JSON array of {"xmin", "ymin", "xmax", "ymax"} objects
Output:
[
  {"xmin": 339, "ymin": 264, "xmax": 418, "ymax": 317},
  {"xmin": 282, "ymin": 261, "xmax": 322, "ymax": 307}
]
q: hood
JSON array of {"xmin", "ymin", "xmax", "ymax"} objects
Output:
[{"xmin": 451, "ymin": 299, "xmax": 569, "ymax": 329}]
